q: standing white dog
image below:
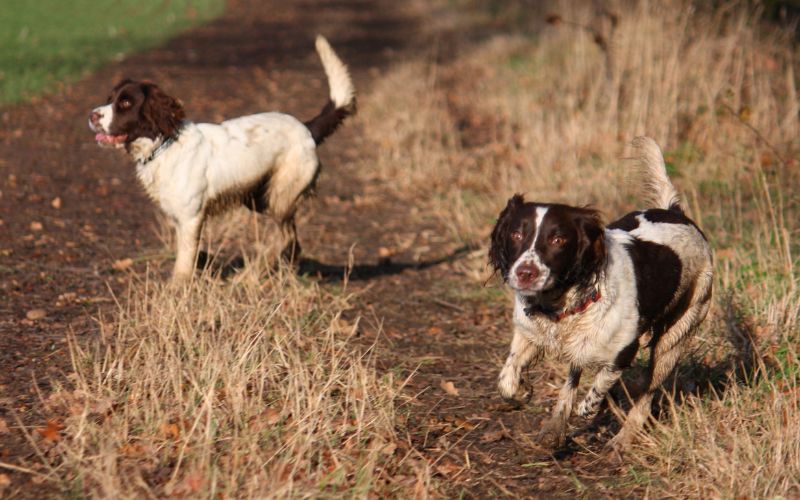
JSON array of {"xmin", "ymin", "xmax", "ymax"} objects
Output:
[{"xmin": 89, "ymin": 36, "xmax": 355, "ymax": 281}]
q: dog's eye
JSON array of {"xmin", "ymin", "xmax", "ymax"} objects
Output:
[
  {"xmin": 549, "ymin": 235, "xmax": 567, "ymax": 246},
  {"xmin": 510, "ymin": 231, "xmax": 523, "ymax": 242},
  {"xmin": 118, "ymin": 99, "xmax": 132, "ymax": 110}
]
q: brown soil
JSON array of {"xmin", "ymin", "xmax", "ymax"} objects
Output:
[{"xmin": 0, "ymin": 1, "xmax": 630, "ymax": 496}]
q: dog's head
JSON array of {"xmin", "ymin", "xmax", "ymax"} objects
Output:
[
  {"xmin": 489, "ymin": 194, "xmax": 606, "ymax": 296},
  {"xmin": 88, "ymin": 79, "xmax": 185, "ymax": 149}
]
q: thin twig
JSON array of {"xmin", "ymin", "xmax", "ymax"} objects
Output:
[
  {"xmin": 722, "ymin": 104, "xmax": 789, "ymax": 168},
  {"xmin": 431, "ymin": 297, "xmax": 466, "ymax": 313},
  {"xmin": 0, "ymin": 460, "xmax": 48, "ymax": 478}
]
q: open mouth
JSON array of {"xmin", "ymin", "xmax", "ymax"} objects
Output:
[{"xmin": 95, "ymin": 133, "xmax": 128, "ymax": 145}]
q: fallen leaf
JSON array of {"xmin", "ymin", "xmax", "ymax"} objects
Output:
[
  {"xmin": 0, "ymin": 418, "xmax": 8, "ymax": 434},
  {"xmin": 160, "ymin": 422, "xmax": 181, "ymax": 440},
  {"xmin": 380, "ymin": 441, "xmax": 398, "ymax": 455},
  {"xmin": 262, "ymin": 407, "xmax": 281, "ymax": 425},
  {"xmin": 51, "ymin": 197, "xmax": 62, "ymax": 209},
  {"xmin": 331, "ymin": 317, "xmax": 353, "ymax": 334},
  {"xmin": 119, "ymin": 443, "xmax": 146, "ymax": 457},
  {"xmin": 440, "ymin": 380, "xmax": 459, "ymax": 396},
  {"xmin": 427, "ymin": 326, "xmax": 444, "ymax": 335},
  {"xmin": 486, "ymin": 401, "xmax": 521, "ymax": 412},
  {"xmin": 37, "ymin": 418, "xmax": 63, "ymax": 443},
  {"xmin": 0, "ymin": 473, "xmax": 10, "ymax": 491},
  {"xmin": 378, "ymin": 246, "xmax": 392, "ymax": 258},
  {"xmin": 112, "ymin": 258, "xmax": 134, "ymax": 271},
  {"xmin": 435, "ymin": 460, "xmax": 461, "ymax": 477},
  {"xmin": 480, "ymin": 428, "xmax": 508, "ymax": 443},
  {"xmin": 30, "ymin": 221, "xmax": 43, "ymax": 231},
  {"xmin": 26, "ymin": 309, "xmax": 47, "ymax": 321},
  {"xmin": 176, "ymin": 471, "xmax": 205, "ymax": 494}
]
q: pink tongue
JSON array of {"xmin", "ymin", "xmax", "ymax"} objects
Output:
[{"xmin": 95, "ymin": 133, "xmax": 126, "ymax": 144}]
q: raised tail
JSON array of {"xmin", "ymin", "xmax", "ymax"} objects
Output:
[
  {"xmin": 631, "ymin": 136, "xmax": 681, "ymax": 212},
  {"xmin": 304, "ymin": 35, "xmax": 356, "ymax": 145}
]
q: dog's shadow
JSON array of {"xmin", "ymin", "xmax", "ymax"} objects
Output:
[
  {"xmin": 298, "ymin": 244, "xmax": 476, "ymax": 282},
  {"xmin": 196, "ymin": 244, "xmax": 477, "ymax": 282},
  {"xmin": 546, "ymin": 295, "xmax": 767, "ymax": 459}
]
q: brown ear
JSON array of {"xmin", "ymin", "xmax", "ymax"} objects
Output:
[
  {"xmin": 573, "ymin": 208, "xmax": 606, "ymax": 283},
  {"xmin": 489, "ymin": 194, "xmax": 524, "ymax": 280},
  {"xmin": 142, "ymin": 84, "xmax": 185, "ymax": 138}
]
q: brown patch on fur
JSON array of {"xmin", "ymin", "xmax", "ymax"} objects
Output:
[
  {"xmin": 141, "ymin": 83, "xmax": 185, "ymax": 139},
  {"xmin": 304, "ymin": 99, "xmax": 355, "ymax": 145}
]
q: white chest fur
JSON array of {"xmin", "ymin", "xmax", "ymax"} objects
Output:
[{"xmin": 512, "ymin": 233, "xmax": 640, "ymax": 368}]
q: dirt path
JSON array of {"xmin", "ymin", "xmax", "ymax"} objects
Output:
[{"xmin": 1, "ymin": 1, "xmax": 619, "ymax": 496}]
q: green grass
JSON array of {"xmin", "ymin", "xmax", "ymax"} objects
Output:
[{"xmin": 0, "ymin": 0, "xmax": 225, "ymax": 104}]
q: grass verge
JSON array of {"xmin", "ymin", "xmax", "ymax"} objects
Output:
[{"xmin": 0, "ymin": 0, "xmax": 224, "ymax": 103}]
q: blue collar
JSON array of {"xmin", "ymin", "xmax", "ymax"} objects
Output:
[{"xmin": 141, "ymin": 130, "xmax": 181, "ymax": 165}]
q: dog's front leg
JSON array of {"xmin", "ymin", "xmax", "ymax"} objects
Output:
[
  {"xmin": 498, "ymin": 326, "xmax": 543, "ymax": 402},
  {"xmin": 172, "ymin": 216, "xmax": 203, "ymax": 282},
  {"xmin": 538, "ymin": 364, "xmax": 581, "ymax": 449}
]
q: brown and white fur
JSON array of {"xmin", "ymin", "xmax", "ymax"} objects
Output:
[
  {"xmin": 88, "ymin": 36, "xmax": 355, "ymax": 281},
  {"xmin": 489, "ymin": 137, "xmax": 713, "ymax": 453}
]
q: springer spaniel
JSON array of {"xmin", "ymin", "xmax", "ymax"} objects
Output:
[
  {"xmin": 489, "ymin": 137, "xmax": 713, "ymax": 453},
  {"xmin": 88, "ymin": 36, "xmax": 355, "ymax": 281}
]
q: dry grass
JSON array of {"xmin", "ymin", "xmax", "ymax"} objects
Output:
[
  {"xmin": 357, "ymin": 0, "xmax": 800, "ymax": 495},
  {"xmin": 31, "ymin": 217, "xmax": 433, "ymax": 497}
]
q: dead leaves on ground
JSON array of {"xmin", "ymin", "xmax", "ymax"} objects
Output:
[
  {"xmin": 425, "ymin": 414, "xmax": 478, "ymax": 434},
  {"xmin": 0, "ymin": 473, "xmax": 10, "ymax": 493},
  {"xmin": 159, "ymin": 422, "xmax": 182, "ymax": 440},
  {"xmin": 440, "ymin": 379, "xmax": 460, "ymax": 396},
  {"xmin": 25, "ymin": 308, "xmax": 47, "ymax": 321},
  {"xmin": 36, "ymin": 418, "xmax": 64, "ymax": 444},
  {"xmin": 248, "ymin": 407, "xmax": 283, "ymax": 432},
  {"xmin": 435, "ymin": 459, "xmax": 463, "ymax": 477},
  {"xmin": 479, "ymin": 427, "xmax": 509, "ymax": 444},
  {"xmin": 111, "ymin": 258, "xmax": 134, "ymax": 272}
]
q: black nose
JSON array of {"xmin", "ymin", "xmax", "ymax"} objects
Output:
[
  {"xmin": 515, "ymin": 263, "xmax": 539, "ymax": 284},
  {"xmin": 89, "ymin": 111, "xmax": 101, "ymax": 125}
]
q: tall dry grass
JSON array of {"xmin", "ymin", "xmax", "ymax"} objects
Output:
[
  {"xmin": 358, "ymin": 0, "xmax": 799, "ymax": 495},
  {"xmin": 31, "ymin": 213, "xmax": 433, "ymax": 497}
]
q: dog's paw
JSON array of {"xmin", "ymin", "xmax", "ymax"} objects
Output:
[
  {"xmin": 497, "ymin": 372, "xmax": 533, "ymax": 405},
  {"xmin": 603, "ymin": 429, "xmax": 635, "ymax": 463},
  {"xmin": 537, "ymin": 418, "xmax": 567, "ymax": 449},
  {"xmin": 497, "ymin": 370, "xmax": 520, "ymax": 400}
]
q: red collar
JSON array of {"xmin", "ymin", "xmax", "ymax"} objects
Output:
[{"xmin": 553, "ymin": 289, "xmax": 601, "ymax": 322}]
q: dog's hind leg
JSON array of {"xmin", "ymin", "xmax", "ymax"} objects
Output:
[
  {"xmin": 279, "ymin": 215, "xmax": 301, "ymax": 264},
  {"xmin": 608, "ymin": 276, "xmax": 712, "ymax": 453},
  {"xmin": 269, "ymin": 149, "xmax": 318, "ymax": 265}
]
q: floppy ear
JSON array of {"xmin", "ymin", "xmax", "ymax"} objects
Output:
[
  {"xmin": 141, "ymin": 83, "xmax": 185, "ymax": 138},
  {"xmin": 489, "ymin": 194, "xmax": 524, "ymax": 280},
  {"xmin": 573, "ymin": 208, "xmax": 606, "ymax": 283}
]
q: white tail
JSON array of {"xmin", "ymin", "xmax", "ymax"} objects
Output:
[
  {"xmin": 315, "ymin": 35, "xmax": 355, "ymax": 110},
  {"xmin": 631, "ymin": 136, "xmax": 681, "ymax": 211}
]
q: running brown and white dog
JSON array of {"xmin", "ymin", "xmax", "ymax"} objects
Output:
[
  {"xmin": 489, "ymin": 137, "xmax": 713, "ymax": 452},
  {"xmin": 88, "ymin": 36, "xmax": 355, "ymax": 281}
]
